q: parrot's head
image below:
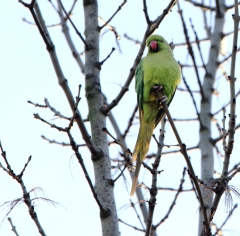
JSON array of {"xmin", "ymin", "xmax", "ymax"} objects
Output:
[{"xmin": 146, "ymin": 35, "xmax": 171, "ymax": 53}]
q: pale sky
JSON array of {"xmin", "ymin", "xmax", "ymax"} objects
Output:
[{"xmin": 0, "ymin": 1, "xmax": 240, "ymax": 236}]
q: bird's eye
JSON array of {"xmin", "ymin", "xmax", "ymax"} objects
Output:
[{"xmin": 160, "ymin": 40, "xmax": 163, "ymax": 43}]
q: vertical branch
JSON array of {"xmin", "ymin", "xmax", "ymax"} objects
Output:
[
  {"xmin": 197, "ymin": 0, "xmax": 226, "ymax": 233},
  {"xmin": 57, "ymin": 0, "xmax": 85, "ymax": 73},
  {"xmin": 210, "ymin": 0, "xmax": 239, "ymax": 222},
  {"xmin": 145, "ymin": 120, "xmax": 166, "ymax": 236},
  {"xmin": 222, "ymin": 0, "xmax": 239, "ymax": 177},
  {"xmin": 83, "ymin": 0, "xmax": 119, "ymax": 235}
]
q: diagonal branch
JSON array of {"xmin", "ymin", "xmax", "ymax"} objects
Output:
[
  {"xmin": 154, "ymin": 167, "xmax": 186, "ymax": 229},
  {"xmin": 118, "ymin": 219, "xmax": 145, "ymax": 232},
  {"xmin": 154, "ymin": 87, "xmax": 211, "ymax": 234},
  {"xmin": 95, "ymin": 47, "xmax": 115, "ymax": 69},
  {"xmin": 143, "ymin": 0, "xmax": 151, "ymax": 24},
  {"xmin": 122, "ymin": 104, "xmax": 138, "ymax": 139},
  {"xmin": 182, "ymin": 76, "xmax": 204, "ymax": 129},
  {"xmin": 189, "ymin": 18, "xmax": 207, "ymax": 73},
  {"xmin": 177, "ymin": 3, "xmax": 206, "ymax": 101},
  {"xmin": 8, "ymin": 218, "xmax": 19, "ymax": 236},
  {"xmin": 213, "ymin": 204, "xmax": 238, "ymax": 235},
  {"xmin": 57, "ymin": 0, "xmax": 85, "ymax": 73},
  {"xmin": 67, "ymin": 131, "xmax": 111, "ymax": 218},
  {"xmin": 149, "ymin": 0, "xmax": 179, "ymax": 35},
  {"xmin": 58, "ymin": 0, "xmax": 88, "ymax": 48},
  {"xmin": 98, "ymin": 0, "xmax": 127, "ymax": 30}
]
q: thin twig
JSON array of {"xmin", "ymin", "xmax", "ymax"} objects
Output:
[
  {"xmin": 210, "ymin": 122, "xmax": 240, "ymax": 145},
  {"xmin": 211, "ymin": 89, "xmax": 240, "ymax": 116},
  {"xmin": 143, "ymin": 0, "xmax": 151, "ymax": 24},
  {"xmin": 189, "ymin": 18, "xmax": 208, "ymax": 73},
  {"xmin": 58, "ymin": 0, "xmax": 88, "ymax": 48},
  {"xmin": 178, "ymin": 3, "xmax": 206, "ymax": 101},
  {"xmin": 102, "ymin": 127, "xmax": 132, "ymax": 155},
  {"xmin": 67, "ymin": 131, "xmax": 111, "ymax": 218},
  {"xmin": 182, "ymin": 76, "xmax": 203, "ymax": 129},
  {"xmin": 154, "ymin": 167, "xmax": 187, "ymax": 229},
  {"xmin": 172, "ymin": 117, "xmax": 198, "ymax": 122},
  {"xmin": 98, "ymin": 0, "xmax": 127, "ymax": 30},
  {"xmin": 175, "ymin": 36, "xmax": 210, "ymax": 47},
  {"xmin": 95, "ymin": 48, "xmax": 115, "ymax": 69},
  {"xmin": 185, "ymin": 0, "xmax": 215, "ymax": 11},
  {"xmin": 228, "ymin": 167, "xmax": 240, "ymax": 180},
  {"xmin": 19, "ymin": 0, "xmax": 54, "ymax": 50},
  {"xmin": 122, "ymin": 105, "xmax": 138, "ymax": 139},
  {"xmin": 124, "ymin": 34, "xmax": 141, "ymax": 44},
  {"xmin": 218, "ymin": 47, "xmax": 240, "ymax": 64},
  {"xmin": 57, "ymin": 0, "xmax": 85, "ymax": 73},
  {"xmin": 44, "ymin": 98, "xmax": 72, "ymax": 120},
  {"xmin": 130, "ymin": 199, "xmax": 145, "ymax": 230},
  {"xmin": 0, "ymin": 142, "xmax": 47, "ymax": 236},
  {"xmin": 8, "ymin": 218, "xmax": 19, "ymax": 236},
  {"xmin": 118, "ymin": 219, "xmax": 145, "ymax": 232},
  {"xmin": 112, "ymin": 165, "xmax": 127, "ymax": 183},
  {"xmin": 158, "ymin": 186, "xmax": 194, "ymax": 192},
  {"xmin": 28, "ymin": 100, "xmax": 47, "ymax": 108},
  {"xmin": 213, "ymin": 204, "xmax": 238, "ymax": 235}
]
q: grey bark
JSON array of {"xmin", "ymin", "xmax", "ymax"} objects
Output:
[
  {"xmin": 198, "ymin": 0, "xmax": 226, "ymax": 234},
  {"xmin": 83, "ymin": 1, "xmax": 119, "ymax": 235}
]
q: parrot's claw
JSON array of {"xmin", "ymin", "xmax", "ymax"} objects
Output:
[
  {"xmin": 159, "ymin": 95, "xmax": 168, "ymax": 103},
  {"xmin": 152, "ymin": 85, "xmax": 163, "ymax": 91}
]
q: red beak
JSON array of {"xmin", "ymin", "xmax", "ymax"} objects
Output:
[{"xmin": 150, "ymin": 40, "xmax": 158, "ymax": 51}]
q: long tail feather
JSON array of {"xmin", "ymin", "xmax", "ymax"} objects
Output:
[
  {"xmin": 130, "ymin": 155, "xmax": 141, "ymax": 196},
  {"xmin": 131, "ymin": 118, "xmax": 155, "ymax": 196}
]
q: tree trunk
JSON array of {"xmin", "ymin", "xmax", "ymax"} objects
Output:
[
  {"xmin": 198, "ymin": 0, "xmax": 226, "ymax": 234},
  {"xmin": 83, "ymin": 1, "xmax": 119, "ymax": 235}
]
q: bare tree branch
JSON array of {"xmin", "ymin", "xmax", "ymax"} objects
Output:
[
  {"xmin": 178, "ymin": 3, "xmax": 206, "ymax": 101},
  {"xmin": 153, "ymin": 87, "xmax": 211, "ymax": 234},
  {"xmin": 154, "ymin": 167, "xmax": 186, "ymax": 229},
  {"xmin": 210, "ymin": 0, "xmax": 239, "ymax": 223},
  {"xmin": 57, "ymin": 0, "xmax": 85, "ymax": 73},
  {"xmin": 8, "ymin": 218, "xmax": 19, "ymax": 236},
  {"xmin": 98, "ymin": 0, "xmax": 127, "ymax": 30},
  {"xmin": 58, "ymin": 0, "xmax": 88, "ymax": 48},
  {"xmin": 145, "ymin": 120, "xmax": 166, "ymax": 236},
  {"xmin": 0, "ymin": 143, "xmax": 47, "ymax": 236},
  {"xmin": 185, "ymin": 0, "xmax": 215, "ymax": 11}
]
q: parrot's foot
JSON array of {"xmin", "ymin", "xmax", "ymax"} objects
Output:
[
  {"xmin": 152, "ymin": 85, "xmax": 163, "ymax": 91},
  {"xmin": 159, "ymin": 95, "xmax": 168, "ymax": 103},
  {"xmin": 152, "ymin": 85, "xmax": 168, "ymax": 106}
]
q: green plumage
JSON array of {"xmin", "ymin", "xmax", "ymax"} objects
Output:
[{"xmin": 130, "ymin": 35, "xmax": 181, "ymax": 196}]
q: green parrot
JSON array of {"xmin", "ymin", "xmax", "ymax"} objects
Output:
[{"xmin": 130, "ymin": 34, "xmax": 181, "ymax": 196}]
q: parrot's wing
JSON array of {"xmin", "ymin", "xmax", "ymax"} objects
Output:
[
  {"xmin": 135, "ymin": 60, "xmax": 144, "ymax": 120},
  {"xmin": 154, "ymin": 87, "xmax": 177, "ymax": 127}
]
